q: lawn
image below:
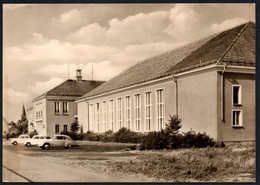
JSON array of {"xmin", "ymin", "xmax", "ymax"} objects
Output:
[{"xmin": 106, "ymin": 144, "xmax": 255, "ymax": 182}]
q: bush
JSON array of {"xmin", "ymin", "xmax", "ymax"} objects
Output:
[
  {"xmin": 83, "ymin": 131, "xmax": 102, "ymax": 141},
  {"xmin": 100, "ymin": 130, "xmax": 114, "ymax": 142},
  {"xmin": 29, "ymin": 130, "xmax": 38, "ymax": 138},
  {"xmin": 140, "ymin": 130, "xmax": 168, "ymax": 150},
  {"xmin": 140, "ymin": 115, "xmax": 224, "ymax": 150},
  {"xmin": 114, "ymin": 127, "xmax": 144, "ymax": 143},
  {"xmin": 60, "ymin": 130, "xmax": 83, "ymax": 140}
]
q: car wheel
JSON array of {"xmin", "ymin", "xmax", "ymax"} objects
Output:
[
  {"xmin": 26, "ymin": 142, "xmax": 31, "ymax": 147},
  {"xmin": 13, "ymin": 141, "xmax": 18, "ymax": 146},
  {"xmin": 67, "ymin": 144, "xmax": 72, "ymax": 149},
  {"xmin": 43, "ymin": 143, "xmax": 50, "ymax": 150}
]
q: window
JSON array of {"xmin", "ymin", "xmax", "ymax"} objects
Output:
[
  {"xmin": 156, "ymin": 89, "xmax": 164, "ymax": 130},
  {"xmin": 102, "ymin": 101, "xmax": 107, "ymax": 131},
  {"xmin": 55, "ymin": 124, "xmax": 60, "ymax": 133},
  {"xmin": 233, "ymin": 85, "xmax": 242, "ymax": 105},
  {"xmin": 232, "ymin": 110, "xmax": 243, "ymax": 126},
  {"xmin": 125, "ymin": 96, "xmax": 131, "ymax": 129},
  {"xmin": 145, "ymin": 92, "xmax": 152, "ymax": 131},
  {"xmin": 117, "ymin": 98, "xmax": 122, "ymax": 129},
  {"xmin": 109, "ymin": 100, "xmax": 114, "ymax": 131},
  {"xmin": 135, "ymin": 94, "xmax": 141, "ymax": 132},
  {"xmin": 89, "ymin": 104, "xmax": 94, "ymax": 131},
  {"xmin": 63, "ymin": 102, "xmax": 69, "ymax": 114},
  {"xmin": 95, "ymin": 103, "xmax": 100, "ymax": 132},
  {"xmin": 54, "ymin": 102, "xmax": 60, "ymax": 114},
  {"xmin": 63, "ymin": 125, "xmax": 68, "ymax": 132}
]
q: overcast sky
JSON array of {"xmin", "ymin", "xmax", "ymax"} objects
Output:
[{"xmin": 3, "ymin": 3, "xmax": 255, "ymax": 122}]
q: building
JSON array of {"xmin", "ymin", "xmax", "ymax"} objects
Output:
[
  {"xmin": 76, "ymin": 22, "xmax": 255, "ymax": 142},
  {"xmin": 32, "ymin": 70, "xmax": 105, "ymax": 137},
  {"xmin": 27, "ymin": 106, "xmax": 34, "ymax": 133}
]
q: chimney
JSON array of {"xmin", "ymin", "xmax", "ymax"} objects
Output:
[{"xmin": 76, "ymin": 69, "xmax": 82, "ymax": 81}]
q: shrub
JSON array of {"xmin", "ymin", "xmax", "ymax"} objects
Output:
[
  {"xmin": 83, "ymin": 131, "xmax": 102, "ymax": 141},
  {"xmin": 60, "ymin": 130, "xmax": 83, "ymax": 140},
  {"xmin": 114, "ymin": 127, "xmax": 144, "ymax": 143},
  {"xmin": 140, "ymin": 115, "xmax": 224, "ymax": 150},
  {"xmin": 100, "ymin": 130, "xmax": 114, "ymax": 142},
  {"xmin": 29, "ymin": 130, "xmax": 38, "ymax": 138},
  {"xmin": 140, "ymin": 130, "xmax": 168, "ymax": 150},
  {"xmin": 181, "ymin": 131, "xmax": 216, "ymax": 148}
]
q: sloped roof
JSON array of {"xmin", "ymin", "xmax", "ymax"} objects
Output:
[
  {"xmin": 83, "ymin": 22, "xmax": 255, "ymax": 98},
  {"xmin": 34, "ymin": 79, "xmax": 105, "ymax": 101}
]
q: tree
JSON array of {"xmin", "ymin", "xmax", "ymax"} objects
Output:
[
  {"xmin": 165, "ymin": 115, "xmax": 182, "ymax": 136},
  {"xmin": 70, "ymin": 119, "xmax": 79, "ymax": 133}
]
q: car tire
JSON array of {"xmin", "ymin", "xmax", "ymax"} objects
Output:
[
  {"xmin": 43, "ymin": 143, "xmax": 50, "ymax": 150},
  {"xmin": 67, "ymin": 144, "xmax": 72, "ymax": 149},
  {"xmin": 13, "ymin": 141, "xmax": 18, "ymax": 146},
  {"xmin": 26, "ymin": 142, "xmax": 31, "ymax": 147}
]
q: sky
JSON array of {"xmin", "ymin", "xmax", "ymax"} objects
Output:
[{"xmin": 3, "ymin": 3, "xmax": 255, "ymax": 122}]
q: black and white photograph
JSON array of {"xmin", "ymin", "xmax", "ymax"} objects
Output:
[{"xmin": 2, "ymin": 3, "xmax": 256, "ymax": 182}]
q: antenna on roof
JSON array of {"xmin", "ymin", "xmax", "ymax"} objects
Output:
[
  {"xmin": 78, "ymin": 56, "xmax": 80, "ymax": 69},
  {"xmin": 92, "ymin": 64, "xmax": 93, "ymax": 80},
  {"xmin": 68, "ymin": 64, "xmax": 70, "ymax": 79}
]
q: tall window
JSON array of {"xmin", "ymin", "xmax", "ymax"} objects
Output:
[
  {"xmin": 63, "ymin": 125, "xmax": 68, "ymax": 132},
  {"xmin": 63, "ymin": 102, "xmax": 69, "ymax": 114},
  {"xmin": 117, "ymin": 98, "xmax": 122, "ymax": 129},
  {"xmin": 156, "ymin": 89, "xmax": 164, "ymax": 130},
  {"xmin": 95, "ymin": 103, "xmax": 100, "ymax": 132},
  {"xmin": 102, "ymin": 101, "xmax": 107, "ymax": 131},
  {"xmin": 54, "ymin": 102, "xmax": 60, "ymax": 113},
  {"xmin": 233, "ymin": 85, "xmax": 242, "ymax": 105},
  {"xmin": 145, "ymin": 92, "xmax": 152, "ymax": 131},
  {"xmin": 232, "ymin": 110, "xmax": 243, "ymax": 126},
  {"xmin": 109, "ymin": 100, "xmax": 114, "ymax": 131},
  {"xmin": 55, "ymin": 124, "xmax": 60, "ymax": 133},
  {"xmin": 135, "ymin": 94, "xmax": 141, "ymax": 132},
  {"xmin": 89, "ymin": 104, "xmax": 94, "ymax": 131},
  {"xmin": 125, "ymin": 96, "xmax": 131, "ymax": 129}
]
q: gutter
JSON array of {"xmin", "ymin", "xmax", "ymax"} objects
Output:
[
  {"xmin": 173, "ymin": 75, "xmax": 178, "ymax": 116},
  {"xmin": 220, "ymin": 63, "xmax": 226, "ymax": 121}
]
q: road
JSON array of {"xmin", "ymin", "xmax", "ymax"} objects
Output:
[{"xmin": 2, "ymin": 144, "xmax": 146, "ymax": 182}]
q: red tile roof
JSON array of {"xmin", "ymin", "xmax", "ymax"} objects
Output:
[{"xmin": 82, "ymin": 22, "xmax": 255, "ymax": 99}]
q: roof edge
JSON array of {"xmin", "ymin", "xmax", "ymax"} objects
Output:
[{"xmin": 216, "ymin": 21, "xmax": 251, "ymax": 64}]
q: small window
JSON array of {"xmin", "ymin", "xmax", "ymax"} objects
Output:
[
  {"xmin": 55, "ymin": 124, "xmax": 60, "ymax": 133},
  {"xmin": 39, "ymin": 136, "xmax": 44, "ymax": 139},
  {"xmin": 34, "ymin": 136, "xmax": 39, "ymax": 139},
  {"xmin": 64, "ymin": 125, "xmax": 68, "ymax": 132},
  {"xmin": 55, "ymin": 102, "xmax": 60, "ymax": 114},
  {"xmin": 232, "ymin": 110, "xmax": 243, "ymax": 127},
  {"xmin": 233, "ymin": 85, "xmax": 242, "ymax": 105},
  {"xmin": 63, "ymin": 102, "xmax": 69, "ymax": 114}
]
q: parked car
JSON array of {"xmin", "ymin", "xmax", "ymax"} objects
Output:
[
  {"xmin": 10, "ymin": 134, "xmax": 30, "ymax": 145},
  {"xmin": 38, "ymin": 134, "xmax": 78, "ymax": 150},
  {"xmin": 24, "ymin": 135, "xmax": 51, "ymax": 147}
]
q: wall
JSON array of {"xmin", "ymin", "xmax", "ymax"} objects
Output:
[
  {"xmin": 177, "ymin": 69, "xmax": 218, "ymax": 139},
  {"xmin": 32, "ymin": 98, "xmax": 47, "ymax": 136},
  {"xmin": 217, "ymin": 72, "xmax": 255, "ymax": 141},
  {"xmin": 77, "ymin": 100, "xmax": 89, "ymax": 133},
  {"xmin": 80, "ymin": 77, "xmax": 176, "ymax": 133},
  {"xmin": 46, "ymin": 99, "xmax": 77, "ymax": 137}
]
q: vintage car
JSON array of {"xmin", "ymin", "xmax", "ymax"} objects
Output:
[
  {"xmin": 24, "ymin": 135, "xmax": 51, "ymax": 147},
  {"xmin": 10, "ymin": 134, "xmax": 30, "ymax": 145},
  {"xmin": 38, "ymin": 134, "xmax": 78, "ymax": 150}
]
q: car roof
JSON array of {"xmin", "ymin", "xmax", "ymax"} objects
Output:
[{"xmin": 54, "ymin": 134, "xmax": 70, "ymax": 137}]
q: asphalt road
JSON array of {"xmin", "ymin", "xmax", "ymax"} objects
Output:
[{"xmin": 2, "ymin": 142, "xmax": 145, "ymax": 182}]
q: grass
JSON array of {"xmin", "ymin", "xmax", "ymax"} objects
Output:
[{"xmin": 107, "ymin": 146, "xmax": 255, "ymax": 182}]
